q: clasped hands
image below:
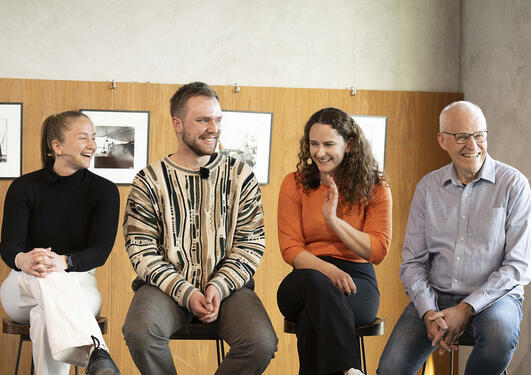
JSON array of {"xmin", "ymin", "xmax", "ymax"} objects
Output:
[
  {"xmin": 423, "ymin": 302, "xmax": 474, "ymax": 355},
  {"xmin": 189, "ymin": 285, "xmax": 221, "ymax": 323},
  {"xmin": 17, "ymin": 247, "xmax": 68, "ymax": 278}
]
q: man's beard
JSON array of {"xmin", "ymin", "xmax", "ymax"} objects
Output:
[{"xmin": 182, "ymin": 131, "xmax": 219, "ymax": 157}]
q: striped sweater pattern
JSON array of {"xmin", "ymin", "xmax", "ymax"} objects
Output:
[{"xmin": 124, "ymin": 154, "xmax": 265, "ymax": 309}]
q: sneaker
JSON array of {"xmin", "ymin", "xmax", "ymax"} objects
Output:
[
  {"xmin": 86, "ymin": 335, "xmax": 120, "ymax": 375},
  {"xmin": 344, "ymin": 369, "xmax": 365, "ymax": 375}
]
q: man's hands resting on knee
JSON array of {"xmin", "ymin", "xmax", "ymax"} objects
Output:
[
  {"xmin": 189, "ymin": 285, "xmax": 221, "ymax": 323},
  {"xmin": 423, "ymin": 302, "xmax": 474, "ymax": 354}
]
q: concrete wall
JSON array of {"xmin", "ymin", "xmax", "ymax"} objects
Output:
[
  {"xmin": 0, "ymin": 0, "xmax": 460, "ymax": 91},
  {"xmin": 460, "ymin": 1, "xmax": 531, "ymax": 374}
]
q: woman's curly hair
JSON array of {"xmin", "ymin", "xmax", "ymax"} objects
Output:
[{"xmin": 295, "ymin": 107, "xmax": 387, "ymax": 205}]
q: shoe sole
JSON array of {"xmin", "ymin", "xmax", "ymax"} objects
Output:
[{"xmin": 92, "ymin": 370, "xmax": 120, "ymax": 375}]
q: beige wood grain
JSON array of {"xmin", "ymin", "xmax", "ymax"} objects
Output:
[{"xmin": 0, "ymin": 78, "xmax": 461, "ymax": 375}]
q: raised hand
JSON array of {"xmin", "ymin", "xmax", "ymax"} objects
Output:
[{"xmin": 322, "ymin": 175, "xmax": 339, "ymax": 222}]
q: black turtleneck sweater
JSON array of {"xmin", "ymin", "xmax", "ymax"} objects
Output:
[{"xmin": 0, "ymin": 167, "xmax": 119, "ymax": 272}]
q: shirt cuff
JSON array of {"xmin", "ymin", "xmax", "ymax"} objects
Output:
[{"xmin": 413, "ymin": 298, "xmax": 438, "ymax": 319}]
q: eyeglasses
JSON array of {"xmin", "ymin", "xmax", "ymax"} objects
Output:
[{"xmin": 441, "ymin": 130, "xmax": 488, "ymax": 144}]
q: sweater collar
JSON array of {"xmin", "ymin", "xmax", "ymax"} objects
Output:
[{"xmin": 43, "ymin": 166, "xmax": 89, "ymax": 188}]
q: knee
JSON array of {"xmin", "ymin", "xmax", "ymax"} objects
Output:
[
  {"xmin": 476, "ymin": 322, "xmax": 520, "ymax": 354},
  {"xmin": 251, "ymin": 326, "xmax": 278, "ymax": 360},
  {"xmin": 123, "ymin": 314, "xmax": 168, "ymax": 351},
  {"xmin": 233, "ymin": 329, "xmax": 278, "ymax": 365}
]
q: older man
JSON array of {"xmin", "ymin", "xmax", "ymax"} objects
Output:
[{"xmin": 378, "ymin": 101, "xmax": 530, "ymax": 375}]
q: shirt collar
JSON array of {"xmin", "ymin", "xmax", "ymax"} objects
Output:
[{"xmin": 441, "ymin": 154, "xmax": 495, "ymax": 186}]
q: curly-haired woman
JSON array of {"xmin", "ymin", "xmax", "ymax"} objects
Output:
[{"xmin": 277, "ymin": 107, "xmax": 392, "ymax": 375}]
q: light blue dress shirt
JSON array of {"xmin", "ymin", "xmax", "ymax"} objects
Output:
[{"xmin": 400, "ymin": 154, "xmax": 531, "ymax": 318}]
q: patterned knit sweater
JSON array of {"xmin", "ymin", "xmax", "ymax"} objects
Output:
[{"xmin": 124, "ymin": 154, "xmax": 265, "ymax": 309}]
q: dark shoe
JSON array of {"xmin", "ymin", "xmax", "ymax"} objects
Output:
[{"xmin": 86, "ymin": 335, "xmax": 120, "ymax": 375}]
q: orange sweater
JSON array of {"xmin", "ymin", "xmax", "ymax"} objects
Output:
[{"xmin": 278, "ymin": 172, "xmax": 392, "ymax": 266}]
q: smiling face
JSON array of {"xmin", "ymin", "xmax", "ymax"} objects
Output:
[
  {"xmin": 308, "ymin": 122, "xmax": 351, "ymax": 180},
  {"xmin": 172, "ymin": 96, "xmax": 222, "ymax": 166},
  {"xmin": 438, "ymin": 104, "xmax": 487, "ymax": 184},
  {"xmin": 52, "ymin": 116, "xmax": 96, "ymax": 175}
]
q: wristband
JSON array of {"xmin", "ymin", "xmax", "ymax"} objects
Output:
[{"xmin": 65, "ymin": 255, "xmax": 74, "ymax": 272}]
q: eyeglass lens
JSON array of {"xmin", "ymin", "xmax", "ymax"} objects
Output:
[{"xmin": 455, "ymin": 131, "xmax": 487, "ymax": 144}]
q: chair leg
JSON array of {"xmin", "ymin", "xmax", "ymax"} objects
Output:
[
  {"xmin": 216, "ymin": 339, "xmax": 221, "ymax": 366},
  {"xmin": 449, "ymin": 350, "xmax": 454, "ymax": 375},
  {"xmin": 216, "ymin": 339, "xmax": 226, "ymax": 366},
  {"xmin": 359, "ymin": 336, "xmax": 367, "ymax": 375},
  {"xmin": 421, "ymin": 361, "xmax": 426, "ymax": 375},
  {"xmin": 75, "ymin": 366, "xmax": 79, "ymax": 375},
  {"xmin": 30, "ymin": 358, "xmax": 34, "ymax": 375},
  {"xmin": 14, "ymin": 336, "xmax": 24, "ymax": 375}
]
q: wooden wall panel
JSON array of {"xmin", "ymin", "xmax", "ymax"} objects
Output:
[{"xmin": 0, "ymin": 78, "xmax": 462, "ymax": 375}]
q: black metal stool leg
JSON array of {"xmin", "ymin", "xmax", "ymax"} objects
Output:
[
  {"xmin": 359, "ymin": 336, "xmax": 367, "ymax": 375},
  {"xmin": 216, "ymin": 339, "xmax": 222, "ymax": 366},
  {"xmin": 421, "ymin": 361, "xmax": 427, "ymax": 375},
  {"xmin": 14, "ymin": 336, "xmax": 24, "ymax": 375},
  {"xmin": 30, "ymin": 358, "xmax": 34, "ymax": 375},
  {"xmin": 75, "ymin": 366, "xmax": 79, "ymax": 375},
  {"xmin": 449, "ymin": 350, "xmax": 454, "ymax": 375}
]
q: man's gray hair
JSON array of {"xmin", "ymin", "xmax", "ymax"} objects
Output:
[{"xmin": 439, "ymin": 101, "xmax": 487, "ymax": 131}]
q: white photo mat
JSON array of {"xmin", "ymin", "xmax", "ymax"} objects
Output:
[
  {"xmin": 81, "ymin": 109, "xmax": 150, "ymax": 184},
  {"xmin": 219, "ymin": 110, "xmax": 273, "ymax": 185},
  {"xmin": 0, "ymin": 103, "xmax": 23, "ymax": 178},
  {"xmin": 351, "ymin": 115, "xmax": 387, "ymax": 171}
]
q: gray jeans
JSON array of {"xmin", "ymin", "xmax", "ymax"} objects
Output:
[{"xmin": 122, "ymin": 284, "xmax": 278, "ymax": 375}]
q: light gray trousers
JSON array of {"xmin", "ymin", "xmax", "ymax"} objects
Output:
[
  {"xmin": 0, "ymin": 269, "xmax": 106, "ymax": 375},
  {"xmin": 123, "ymin": 284, "xmax": 278, "ymax": 375}
]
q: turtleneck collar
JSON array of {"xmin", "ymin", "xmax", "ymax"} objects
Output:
[{"xmin": 43, "ymin": 165, "xmax": 89, "ymax": 188}]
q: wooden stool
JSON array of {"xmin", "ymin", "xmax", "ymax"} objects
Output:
[
  {"xmin": 2, "ymin": 316, "xmax": 108, "ymax": 375},
  {"xmin": 284, "ymin": 317, "xmax": 385, "ymax": 374},
  {"xmin": 420, "ymin": 331, "xmax": 508, "ymax": 375},
  {"xmin": 170, "ymin": 323, "xmax": 226, "ymax": 366}
]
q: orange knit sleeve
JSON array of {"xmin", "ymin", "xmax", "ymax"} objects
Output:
[
  {"xmin": 277, "ymin": 173, "xmax": 307, "ymax": 265},
  {"xmin": 364, "ymin": 183, "xmax": 392, "ymax": 264}
]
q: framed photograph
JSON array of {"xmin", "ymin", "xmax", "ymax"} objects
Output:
[
  {"xmin": 351, "ymin": 115, "xmax": 387, "ymax": 170},
  {"xmin": 80, "ymin": 109, "xmax": 150, "ymax": 185},
  {"xmin": 0, "ymin": 103, "xmax": 23, "ymax": 179},
  {"xmin": 219, "ymin": 110, "xmax": 273, "ymax": 185}
]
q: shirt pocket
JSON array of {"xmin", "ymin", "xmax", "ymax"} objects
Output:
[{"xmin": 470, "ymin": 206, "xmax": 505, "ymax": 245}]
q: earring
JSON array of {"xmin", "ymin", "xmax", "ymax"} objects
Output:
[{"xmin": 306, "ymin": 157, "xmax": 313, "ymax": 165}]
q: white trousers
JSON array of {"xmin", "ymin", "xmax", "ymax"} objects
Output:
[{"xmin": 0, "ymin": 269, "xmax": 107, "ymax": 375}]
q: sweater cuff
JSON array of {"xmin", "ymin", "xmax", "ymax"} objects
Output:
[{"xmin": 14, "ymin": 252, "xmax": 23, "ymax": 271}]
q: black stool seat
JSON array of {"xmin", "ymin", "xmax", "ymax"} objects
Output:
[
  {"xmin": 2, "ymin": 316, "xmax": 108, "ymax": 375},
  {"xmin": 3, "ymin": 316, "xmax": 107, "ymax": 336},
  {"xmin": 356, "ymin": 317, "xmax": 385, "ymax": 337},
  {"xmin": 170, "ymin": 323, "xmax": 226, "ymax": 366},
  {"xmin": 284, "ymin": 317, "xmax": 385, "ymax": 374}
]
